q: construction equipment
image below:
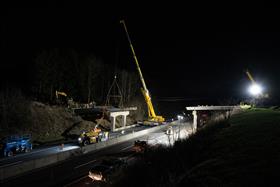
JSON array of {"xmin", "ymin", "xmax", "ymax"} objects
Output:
[
  {"xmin": 78, "ymin": 126, "xmax": 109, "ymax": 146},
  {"xmin": 55, "ymin": 90, "xmax": 69, "ymax": 105},
  {"xmin": 105, "ymin": 75, "xmax": 123, "ymax": 108},
  {"xmin": 239, "ymin": 101, "xmax": 252, "ymax": 109},
  {"xmin": 245, "ymin": 70, "xmax": 257, "ymax": 85},
  {"xmin": 0, "ymin": 134, "xmax": 32, "ymax": 157},
  {"xmin": 120, "ymin": 20, "xmax": 164, "ymax": 125},
  {"xmin": 245, "ymin": 70, "xmax": 268, "ymax": 98},
  {"xmin": 56, "ymin": 90, "xmax": 67, "ymax": 98}
]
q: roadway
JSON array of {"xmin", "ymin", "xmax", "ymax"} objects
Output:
[
  {"xmin": 66, "ymin": 122, "xmax": 192, "ymax": 187},
  {"xmin": 1, "ymin": 122, "xmax": 192, "ymax": 187},
  {"xmin": 0, "ymin": 125, "xmax": 149, "ymax": 168}
]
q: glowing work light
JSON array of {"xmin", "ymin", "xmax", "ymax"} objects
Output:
[{"xmin": 248, "ymin": 84, "xmax": 262, "ymax": 96}]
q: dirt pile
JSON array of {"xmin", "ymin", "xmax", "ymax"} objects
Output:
[
  {"xmin": 29, "ymin": 102, "xmax": 137, "ymax": 142},
  {"xmin": 1, "ymin": 99, "xmax": 140, "ymax": 143},
  {"xmin": 29, "ymin": 101, "xmax": 96, "ymax": 142}
]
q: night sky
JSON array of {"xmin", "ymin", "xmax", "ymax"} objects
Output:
[{"xmin": 1, "ymin": 7, "xmax": 280, "ymax": 115}]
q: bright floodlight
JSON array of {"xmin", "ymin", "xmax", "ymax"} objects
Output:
[
  {"xmin": 248, "ymin": 84, "xmax": 262, "ymax": 96},
  {"xmin": 177, "ymin": 115, "xmax": 183, "ymax": 120}
]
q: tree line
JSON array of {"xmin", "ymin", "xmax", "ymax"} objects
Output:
[{"xmin": 31, "ymin": 48, "xmax": 141, "ymax": 106}]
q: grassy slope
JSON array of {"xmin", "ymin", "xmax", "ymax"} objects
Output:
[{"xmin": 116, "ymin": 109, "xmax": 280, "ymax": 187}]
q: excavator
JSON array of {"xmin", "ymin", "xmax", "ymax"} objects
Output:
[
  {"xmin": 55, "ymin": 90, "xmax": 68, "ymax": 105},
  {"xmin": 56, "ymin": 90, "xmax": 67, "ymax": 99},
  {"xmin": 120, "ymin": 20, "xmax": 165, "ymax": 125}
]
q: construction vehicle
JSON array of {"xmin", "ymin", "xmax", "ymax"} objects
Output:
[
  {"xmin": 120, "ymin": 20, "xmax": 165, "ymax": 125},
  {"xmin": 0, "ymin": 134, "xmax": 32, "ymax": 157},
  {"xmin": 239, "ymin": 101, "xmax": 252, "ymax": 109},
  {"xmin": 55, "ymin": 90, "xmax": 69, "ymax": 105},
  {"xmin": 245, "ymin": 70, "xmax": 256, "ymax": 85},
  {"xmin": 245, "ymin": 70, "xmax": 268, "ymax": 99},
  {"xmin": 56, "ymin": 90, "xmax": 67, "ymax": 98},
  {"xmin": 78, "ymin": 126, "xmax": 109, "ymax": 146},
  {"xmin": 55, "ymin": 90, "xmax": 96, "ymax": 109}
]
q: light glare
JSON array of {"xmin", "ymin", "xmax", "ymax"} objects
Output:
[{"xmin": 248, "ymin": 84, "xmax": 262, "ymax": 96}]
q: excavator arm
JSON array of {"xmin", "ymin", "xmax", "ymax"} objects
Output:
[
  {"xmin": 55, "ymin": 90, "xmax": 67, "ymax": 99},
  {"xmin": 120, "ymin": 20, "xmax": 164, "ymax": 123}
]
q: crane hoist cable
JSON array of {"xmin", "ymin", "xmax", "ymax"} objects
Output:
[
  {"xmin": 105, "ymin": 75, "xmax": 123, "ymax": 108},
  {"xmin": 98, "ymin": 75, "xmax": 124, "ymax": 123}
]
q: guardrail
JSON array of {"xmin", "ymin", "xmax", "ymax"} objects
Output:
[{"xmin": 0, "ymin": 123, "xmax": 169, "ymax": 180}]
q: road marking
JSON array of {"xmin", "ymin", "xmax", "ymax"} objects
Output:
[
  {"xmin": 121, "ymin": 145, "xmax": 133, "ymax": 151},
  {"xmin": 64, "ymin": 175, "xmax": 89, "ymax": 187},
  {"xmin": 74, "ymin": 159, "xmax": 97, "ymax": 169},
  {"xmin": 22, "ymin": 145, "xmax": 60, "ymax": 155},
  {"xmin": 0, "ymin": 160, "xmax": 22, "ymax": 168}
]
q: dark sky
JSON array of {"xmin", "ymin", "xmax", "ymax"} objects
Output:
[{"xmin": 1, "ymin": 6, "xmax": 280, "ymax": 111}]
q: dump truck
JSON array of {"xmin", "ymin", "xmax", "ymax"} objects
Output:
[{"xmin": 78, "ymin": 126, "xmax": 109, "ymax": 146}]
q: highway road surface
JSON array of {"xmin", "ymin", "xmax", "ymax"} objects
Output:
[
  {"xmin": 0, "ymin": 125, "xmax": 149, "ymax": 168},
  {"xmin": 65, "ymin": 122, "xmax": 192, "ymax": 187},
  {"xmin": 1, "ymin": 122, "xmax": 192, "ymax": 187}
]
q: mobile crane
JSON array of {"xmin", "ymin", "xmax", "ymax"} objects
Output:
[
  {"xmin": 245, "ymin": 70, "xmax": 267, "ymax": 98},
  {"xmin": 120, "ymin": 20, "xmax": 164, "ymax": 125},
  {"xmin": 243, "ymin": 70, "xmax": 268, "ymax": 108},
  {"xmin": 246, "ymin": 70, "xmax": 261, "ymax": 96},
  {"xmin": 245, "ymin": 70, "xmax": 257, "ymax": 85}
]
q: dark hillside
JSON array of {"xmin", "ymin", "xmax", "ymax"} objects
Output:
[{"xmin": 116, "ymin": 109, "xmax": 280, "ymax": 186}]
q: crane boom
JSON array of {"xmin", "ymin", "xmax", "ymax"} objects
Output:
[
  {"xmin": 120, "ymin": 20, "xmax": 164, "ymax": 123},
  {"xmin": 245, "ymin": 70, "xmax": 256, "ymax": 84},
  {"xmin": 245, "ymin": 70, "xmax": 268, "ymax": 99},
  {"xmin": 120, "ymin": 20, "xmax": 148, "ymax": 92}
]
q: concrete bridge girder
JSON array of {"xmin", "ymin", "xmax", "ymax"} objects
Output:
[
  {"xmin": 110, "ymin": 111, "xmax": 130, "ymax": 132},
  {"xmin": 186, "ymin": 106, "xmax": 241, "ymax": 133}
]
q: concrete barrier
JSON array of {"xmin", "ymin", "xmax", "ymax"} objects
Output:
[
  {"xmin": 83, "ymin": 124, "xmax": 168, "ymax": 153},
  {"xmin": 0, "ymin": 147, "xmax": 82, "ymax": 180},
  {"xmin": 0, "ymin": 124, "xmax": 169, "ymax": 180}
]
